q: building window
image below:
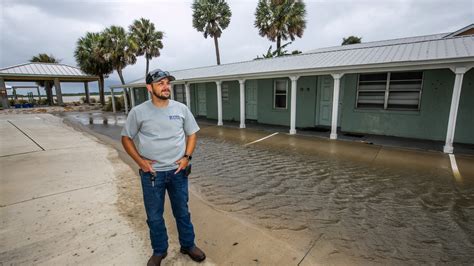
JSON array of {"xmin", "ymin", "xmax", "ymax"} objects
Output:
[
  {"xmin": 356, "ymin": 71, "xmax": 423, "ymax": 111},
  {"xmin": 222, "ymin": 83, "xmax": 229, "ymax": 102},
  {"xmin": 173, "ymin": 84, "xmax": 186, "ymax": 104},
  {"xmin": 274, "ymin": 79, "xmax": 288, "ymax": 109}
]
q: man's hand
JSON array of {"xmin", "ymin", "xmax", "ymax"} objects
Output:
[
  {"xmin": 174, "ymin": 157, "xmax": 189, "ymax": 174},
  {"xmin": 139, "ymin": 158, "xmax": 156, "ymax": 173}
]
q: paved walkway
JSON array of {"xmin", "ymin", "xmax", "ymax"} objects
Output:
[{"xmin": 0, "ymin": 114, "xmax": 316, "ymax": 265}]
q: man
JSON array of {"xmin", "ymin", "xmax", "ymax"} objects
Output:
[{"xmin": 121, "ymin": 69, "xmax": 206, "ymax": 265}]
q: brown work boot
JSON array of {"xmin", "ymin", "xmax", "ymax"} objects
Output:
[
  {"xmin": 147, "ymin": 253, "xmax": 167, "ymax": 266},
  {"xmin": 180, "ymin": 246, "xmax": 206, "ymax": 262}
]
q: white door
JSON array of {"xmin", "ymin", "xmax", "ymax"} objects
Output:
[
  {"xmin": 316, "ymin": 76, "xmax": 344, "ymax": 127},
  {"xmin": 197, "ymin": 84, "xmax": 207, "ymax": 116},
  {"xmin": 316, "ymin": 76, "xmax": 333, "ymax": 126},
  {"xmin": 245, "ymin": 80, "xmax": 258, "ymax": 120}
]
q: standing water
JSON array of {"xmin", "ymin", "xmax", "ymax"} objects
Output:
[{"xmin": 191, "ymin": 136, "xmax": 474, "ymax": 265}]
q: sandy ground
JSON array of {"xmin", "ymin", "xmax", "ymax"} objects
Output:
[{"xmin": 0, "ymin": 114, "xmax": 317, "ymax": 265}]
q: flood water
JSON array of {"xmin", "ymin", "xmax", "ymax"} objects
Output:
[
  {"xmin": 65, "ymin": 112, "xmax": 474, "ymax": 265},
  {"xmin": 192, "ymin": 136, "xmax": 474, "ymax": 265}
]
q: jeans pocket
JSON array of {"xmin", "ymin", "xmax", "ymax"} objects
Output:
[{"xmin": 184, "ymin": 164, "xmax": 192, "ymax": 177}]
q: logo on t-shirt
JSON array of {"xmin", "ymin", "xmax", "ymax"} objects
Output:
[{"xmin": 169, "ymin": 115, "xmax": 181, "ymax": 120}]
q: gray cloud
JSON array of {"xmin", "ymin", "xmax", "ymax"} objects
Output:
[{"xmin": 1, "ymin": 0, "xmax": 473, "ymax": 91}]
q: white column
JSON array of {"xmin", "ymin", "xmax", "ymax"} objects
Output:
[
  {"xmin": 330, "ymin": 73, "xmax": 343, "ymax": 140},
  {"xmin": 185, "ymin": 83, "xmax": 191, "ymax": 109},
  {"xmin": 130, "ymin": 87, "xmax": 136, "ymax": 107},
  {"xmin": 289, "ymin": 76, "xmax": 299, "ymax": 135},
  {"xmin": 239, "ymin": 79, "xmax": 246, "ymax": 128},
  {"xmin": 110, "ymin": 88, "xmax": 116, "ymax": 113},
  {"xmin": 443, "ymin": 67, "xmax": 467, "ymax": 153},
  {"xmin": 216, "ymin": 81, "xmax": 223, "ymax": 126},
  {"xmin": 123, "ymin": 88, "xmax": 129, "ymax": 115}
]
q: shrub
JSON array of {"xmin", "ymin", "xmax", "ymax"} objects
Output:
[{"xmin": 103, "ymin": 96, "xmax": 124, "ymax": 112}]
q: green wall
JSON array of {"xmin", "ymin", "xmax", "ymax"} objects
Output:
[
  {"xmin": 256, "ymin": 78, "xmax": 291, "ymax": 126},
  {"xmin": 205, "ymin": 82, "xmax": 218, "ymax": 119},
  {"xmin": 296, "ymin": 76, "xmax": 318, "ymax": 128},
  {"xmin": 454, "ymin": 68, "xmax": 474, "ymax": 144},
  {"xmin": 340, "ymin": 69, "xmax": 460, "ymax": 142},
  {"xmin": 221, "ymin": 81, "xmax": 241, "ymax": 121}
]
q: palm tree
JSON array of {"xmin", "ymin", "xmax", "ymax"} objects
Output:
[
  {"xmin": 129, "ymin": 18, "xmax": 164, "ymax": 76},
  {"xmin": 30, "ymin": 53, "xmax": 60, "ymax": 105},
  {"xmin": 254, "ymin": 41, "xmax": 293, "ymax": 59},
  {"xmin": 254, "ymin": 0, "xmax": 306, "ymax": 50},
  {"xmin": 342, "ymin": 36, "xmax": 362, "ymax": 45},
  {"xmin": 192, "ymin": 0, "xmax": 232, "ymax": 65},
  {"xmin": 74, "ymin": 32, "xmax": 114, "ymax": 106},
  {"xmin": 103, "ymin": 25, "xmax": 138, "ymax": 85}
]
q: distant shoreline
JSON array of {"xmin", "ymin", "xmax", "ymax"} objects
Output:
[
  {"xmin": 9, "ymin": 92, "xmax": 113, "ymax": 97},
  {"xmin": 7, "ymin": 93, "xmax": 118, "ymax": 103}
]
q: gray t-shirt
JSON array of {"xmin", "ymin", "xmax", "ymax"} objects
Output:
[{"xmin": 121, "ymin": 100, "xmax": 200, "ymax": 171}]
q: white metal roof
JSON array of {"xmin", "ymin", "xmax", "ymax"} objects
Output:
[
  {"xmin": 0, "ymin": 62, "xmax": 94, "ymax": 77},
  {"xmin": 305, "ymin": 33, "xmax": 447, "ymax": 54},
  {"xmin": 113, "ymin": 34, "xmax": 474, "ymax": 88}
]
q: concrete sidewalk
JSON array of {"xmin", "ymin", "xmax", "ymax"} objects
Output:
[
  {"xmin": 0, "ymin": 114, "xmax": 315, "ymax": 265},
  {"xmin": 0, "ymin": 114, "xmax": 148, "ymax": 265}
]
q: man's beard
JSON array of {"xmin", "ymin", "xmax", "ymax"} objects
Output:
[{"xmin": 153, "ymin": 90, "xmax": 170, "ymax": 100}]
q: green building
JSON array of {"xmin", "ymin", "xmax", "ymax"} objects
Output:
[{"xmin": 111, "ymin": 24, "xmax": 474, "ymax": 154}]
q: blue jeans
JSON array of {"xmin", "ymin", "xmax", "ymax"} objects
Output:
[{"xmin": 139, "ymin": 168, "xmax": 195, "ymax": 256}]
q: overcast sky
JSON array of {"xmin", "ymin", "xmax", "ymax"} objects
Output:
[{"xmin": 0, "ymin": 0, "xmax": 473, "ymax": 93}]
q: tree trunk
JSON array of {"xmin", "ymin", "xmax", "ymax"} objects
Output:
[
  {"xmin": 117, "ymin": 68, "xmax": 126, "ymax": 85},
  {"xmin": 99, "ymin": 75, "xmax": 105, "ymax": 106},
  {"xmin": 213, "ymin": 36, "xmax": 221, "ymax": 65},
  {"xmin": 146, "ymin": 57, "xmax": 149, "ymax": 77},
  {"xmin": 45, "ymin": 82, "xmax": 53, "ymax": 105},
  {"xmin": 117, "ymin": 68, "xmax": 130, "ymax": 105},
  {"xmin": 277, "ymin": 36, "xmax": 281, "ymax": 51}
]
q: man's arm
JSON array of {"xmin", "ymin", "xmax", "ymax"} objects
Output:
[
  {"xmin": 121, "ymin": 136, "xmax": 155, "ymax": 173},
  {"xmin": 174, "ymin": 133, "xmax": 197, "ymax": 174}
]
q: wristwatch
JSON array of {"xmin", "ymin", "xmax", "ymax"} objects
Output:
[{"xmin": 183, "ymin": 154, "xmax": 192, "ymax": 161}]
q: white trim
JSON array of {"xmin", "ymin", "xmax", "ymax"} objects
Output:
[
  {"xmin": 330, "ymin": 73, "xmax": 344, "ymax": 139},
  {"xmin": 273, "ymin": 79, "xmax": 288, "ymax": 109},
  {"xmin": 289, "ymin": 76, "xmax": 299, "ymax": 135},
  {"xmin": 130, "ymin": 87, "xmax": 136, "ymax": 107},
  {"xmin": 244, "ymin": 132, "xmax": 279, "ymax": 146},
  {"xmin": 111, "ymin": 59, "xmax": 474, "ymax": 89},
  {"xmin": 185, "ymin": 83, "xmax": 191, "ymax": 110},
  {"xmin": 216, "ymin": 81, "xmax": 223, "ymax": 126},
  {"xmin": 123, "ymin": 88, "xmax": 129, "ymax": 115},
  {"xmin": 111, "ymin": 88, "xmax": 116, "ymax": 113},
  {"xmin": 443, "ymin": 67, "xmax": 467, "ymax": 153},
  {"xmin": 239, "ymin": 79, "xmax": 246, "ymax": 129}
]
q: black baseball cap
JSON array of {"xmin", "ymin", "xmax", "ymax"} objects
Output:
[{"xmin": 146, "ymin": 69, "xmax": 176, "ymax": 84}]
